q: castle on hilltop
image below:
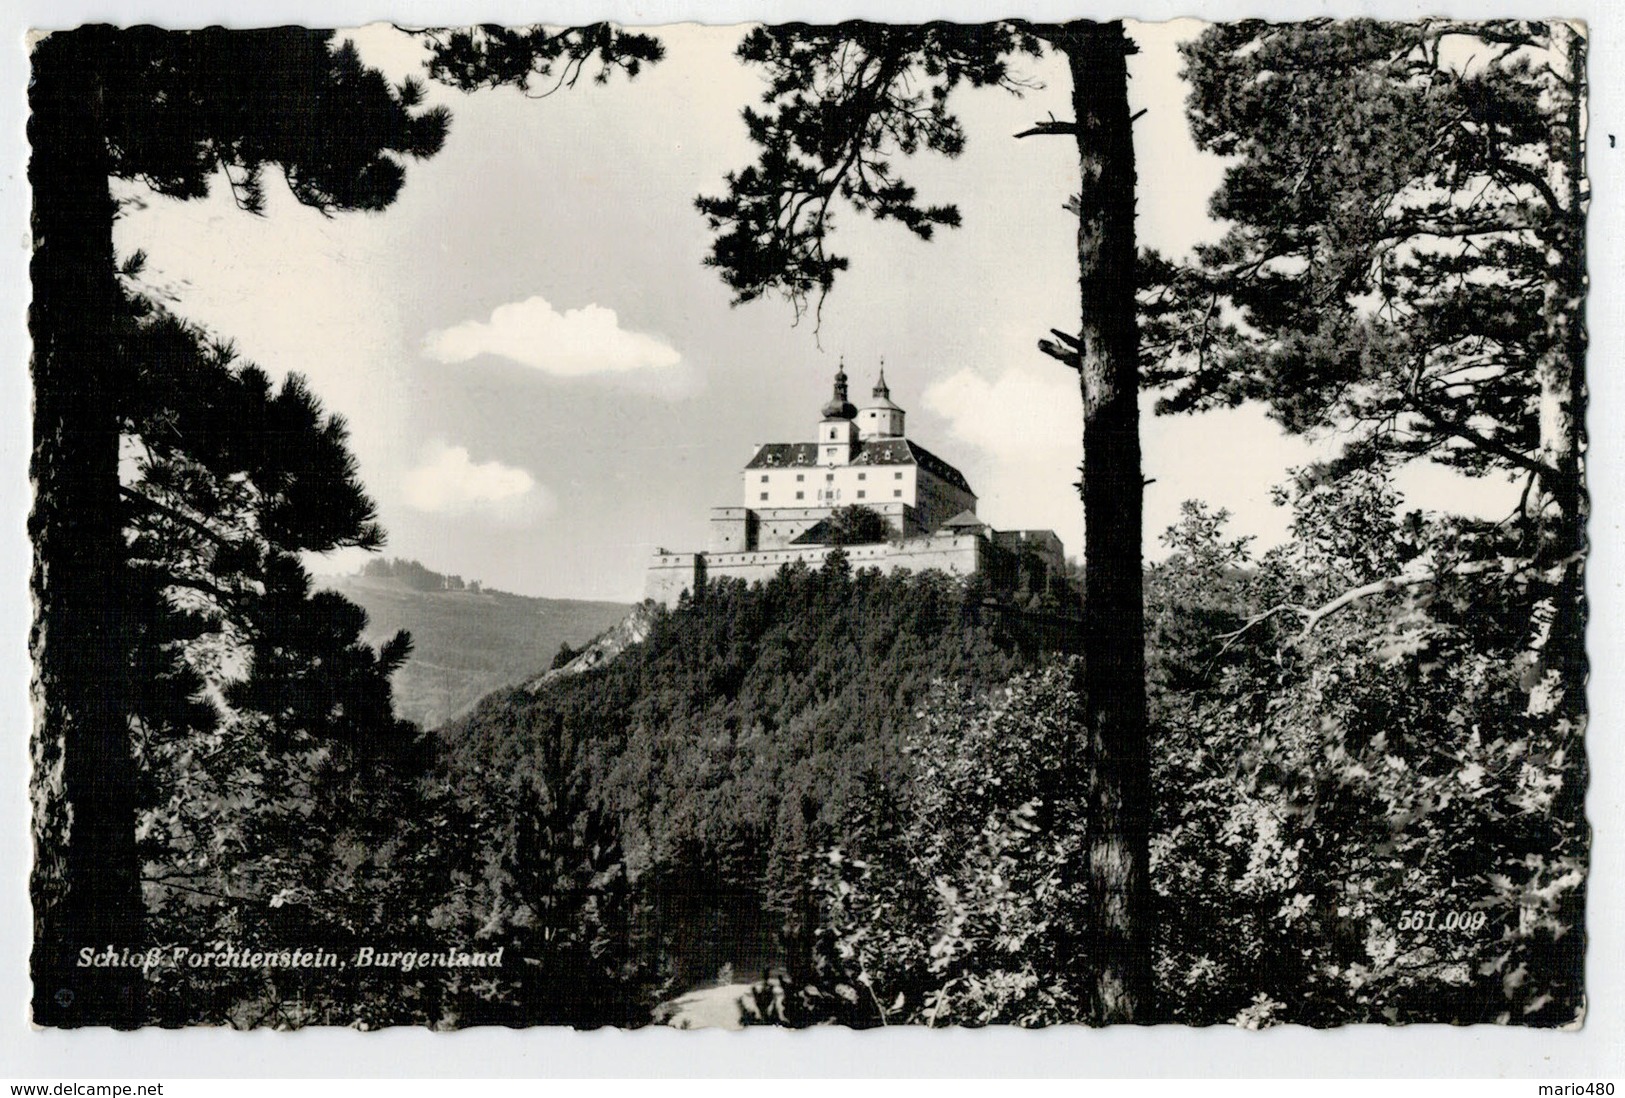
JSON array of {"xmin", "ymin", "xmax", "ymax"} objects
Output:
[{"xmin": 644, "ymin": 364, "xmax": 1067, "ymax": 607}]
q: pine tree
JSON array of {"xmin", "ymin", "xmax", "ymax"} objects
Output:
[
  {"xmin": 29, "ymin": 26, "xmax": 447, "ymax": 1027},
  {"xmin": 1139, "ymin": 19, "xmax": 1589, "ymax": 1023},
  {"xmin": 117, "ymin": 300, "xmax": 428, "ymax": 1026},
  {"xmin": 1143, "ymin": 20, "xmax": 1586, "ymax": 716},
  {"xmin": 692, "ymin": 20, "xmax": 1151, "ymax": 1023}
]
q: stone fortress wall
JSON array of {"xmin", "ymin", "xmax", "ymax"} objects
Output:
[
  {"xmin": 709, "ymin": 501, "xmax": 916, "ymax": 554},
  {"xmin": 645, "ymin": 534, "xmax": 984, "ymax": 607}
]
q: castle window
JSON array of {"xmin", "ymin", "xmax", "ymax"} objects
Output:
[
  {"xmin": 895, "ymin": 472, "xmax": 904, "ymax": 479},
  {"xmin": 826, "ymin": 473, "xmax": 834, "ymax": 482},
  {"xmin": 796, "ymin": 474, "xmax": 804, "ymax": 482},
  {"xmin": 760, "ymin": 475, "xmax": 769, "ymax": 483},
  {"xmin": 760, "ymin": 493, "xmax": 768, "ymax": 501},
  {"xmin": 795, "ymin": 491, "xmax": 804, "ymax": 500},
  {"xmin": 857, "ymin": 472, "xmax": 866, "ymax": 480},
  {"xmin": 894, "ymin": 490, "xmax": 902, "ymax": 498},
  {"xmin": 857, "ymin": 491, "xmax": 866, "ymax": 499}
]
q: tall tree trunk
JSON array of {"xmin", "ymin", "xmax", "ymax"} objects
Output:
[
  {"xmin": 1058, "ymin": 22, "xmax": 1152, "ymax": 1023},
  {"xmin": 1514, "ymin": 23, "xmax": 1586, "ymax": 731},
  {"xmin": 1527, "ymin": 22, "xmax": 1588, "ymax": 713},
  {"xmin": 29, "ymin": 29, "xmax": 143, "ymax": 1028},
  {"xmin": 1524, "ymin": 19, "xmax": 1589, "ymax": 1023}
]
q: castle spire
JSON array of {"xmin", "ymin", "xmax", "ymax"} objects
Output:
[
  {"xmin": 856, "ymin": 357, "xmax": 904, "ymax": 440},
  {"xmin": 820, "ymin": 359, "xmax": 856, "ymax": 420}
]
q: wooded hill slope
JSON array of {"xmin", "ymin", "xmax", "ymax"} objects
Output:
[
  {"xmin": 433, "ymin": 555, "xmax": 1077, "ymax": 1000},
  {"xmin": 426, "ymin": 494, "xmax": 1582, "ymax": 1028}
]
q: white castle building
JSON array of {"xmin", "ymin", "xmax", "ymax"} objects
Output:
[{"xmin": 645, "ymin": 365, "xmax": 1065, "ymax": 606}]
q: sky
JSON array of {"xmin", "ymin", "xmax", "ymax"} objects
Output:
[
  {"xmin": 5, "ymin": 1, "xmax": 1625, "ymax": 1081},
  {"xmin": 112, "ymin": 20, "xmax": 1521, "ymax": 602}
]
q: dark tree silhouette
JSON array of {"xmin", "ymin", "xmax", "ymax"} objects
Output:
[
  {"xmin": 1143, "ymin": 20, "xmax": 1586, "ymax": 713},
  {"xmin": 824, "ymin": 504, "xmax": 889, "ymax": 546},
  {"xmin": 693, "ymin": 20, "xmax": 1151, "ymax": 1023},
  {"xmin": 124, "ymin": 324, "xmax": 429, "ymax": 1024},
  {"xmin": 29, "ymin": 26, "xmax": 446, "ymax": 1028}
]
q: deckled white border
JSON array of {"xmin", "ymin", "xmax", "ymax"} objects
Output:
[{"xmin": 1, "ymin": 0, "xmax": 1619, "ymax": 1079}]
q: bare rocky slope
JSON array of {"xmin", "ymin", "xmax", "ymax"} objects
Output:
[{"xmin": 524, "ymin": 600, "xmax": 660, "ymax": 692}]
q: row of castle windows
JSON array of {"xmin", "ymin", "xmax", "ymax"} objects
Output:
[
  {"xmin": 759, "ymin": 471, "xmax": 905, "ymax": 483},
  {"xmin": 710, "ymin": 542, "xmax": 941, "ymax": 567},
  {"xmin": 762, "ymin": 489, "xmax": 901, "ymax": 502}
]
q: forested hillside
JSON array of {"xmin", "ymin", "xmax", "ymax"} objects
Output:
[
  {"xmin": 128, "ymin": 512, "xmax": 1578, "ymax": 1030},
  {"xmin": 434, "ymin": 555, "xmax": 1076, "ymax": 1001},
  {"xmin": 418, "ymin": 478, "xmax": 1579, "ymax": 1029},
  {"xmin": 321, "ymin": 559, "xmax": 629, "ymax": 728}
]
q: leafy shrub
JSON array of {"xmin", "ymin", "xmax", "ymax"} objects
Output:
[{"xmin": 778, "ymin": 662, "xmax": 1087, "ymax": 1026}]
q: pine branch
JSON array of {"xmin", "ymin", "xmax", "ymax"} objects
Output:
[
  {"xmin": 121, "ymin": 485, "xmax": 244, "ymax": 553},
  {"xmin": 1401, "ymin": 391, "xmax": 1560, "ymax": 482},
  {"xmin": 1014, "ymin": 118, "xmax": 1078, "ymax": 139},
  {"xmin": 141, "ymin": 877, "xmax": 253, "ymax": 906},
  {"xmin": 154, "ymin": 572, "xmax": 245, "ymax": 607},
  {"xmin": 1485, "ymin": 154, "xmax": 1564, "ymax": 217},
  {"xmin": 1038, "ymin": 328, "xmax": 1082, "ymax": 370}
]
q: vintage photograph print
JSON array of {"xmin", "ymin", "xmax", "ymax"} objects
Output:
[{"xmin": 27, "ymin": 18, "xmax": 1587, "ymax": 1030}]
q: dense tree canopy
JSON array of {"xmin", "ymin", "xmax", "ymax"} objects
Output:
[
  {"xmin": 1141, "ymin": 19, "xmax": 1587, "ymax": 708},
  {"xmin": 70, "ymin": 27, "xmax": 450, "ymax": 211},
  {"xmin": 1146, "ymin": 489, "xmax": 1583, "ymax": 1026},
  {"xmin": 444, "ymin": 561, "xmax": 1059, "ymax": 892},
  {"xmin": 29, "ymin": 25, "xmax": 447, "ymax": 1026},
  {"xmin": 757, "ymin": 485, "xmax": 1581, "ymax": 1028}
]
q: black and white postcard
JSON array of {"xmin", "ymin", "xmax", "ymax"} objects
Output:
[{"xmin": 14, "ymin": 7, "xmax": 1605, "ymax": 1059}]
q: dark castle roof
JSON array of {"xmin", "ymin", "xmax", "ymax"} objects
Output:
[
  {"xmin": 744, "ymin": 443, "xmax": 818, "ymax": 469},
  {"xmin": 745, "ymin": 439, "xmax": 975, "ymax": 496},
  {"xmin": 941, "ymin": 509, "xmax": 988, "ymax": 529}
]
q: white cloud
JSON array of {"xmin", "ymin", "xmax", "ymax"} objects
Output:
[
  {"xmin": 401, "ymin": 441, "xmax": 549, "ymax": 519},
  {"xmin": 924, "ymin": 364, "xmax": 1084, "ymax": 553},
  {"xmin": 923, "ymin": 363, "xmax": 1323, "ymax": 560},
  {"xmin": 423, "ymin": 294, "xmax": 682, "ymax": 378},
  {"xmin": 925, "ymin": 364, "xmax": 1080, "ymax": 473}
]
